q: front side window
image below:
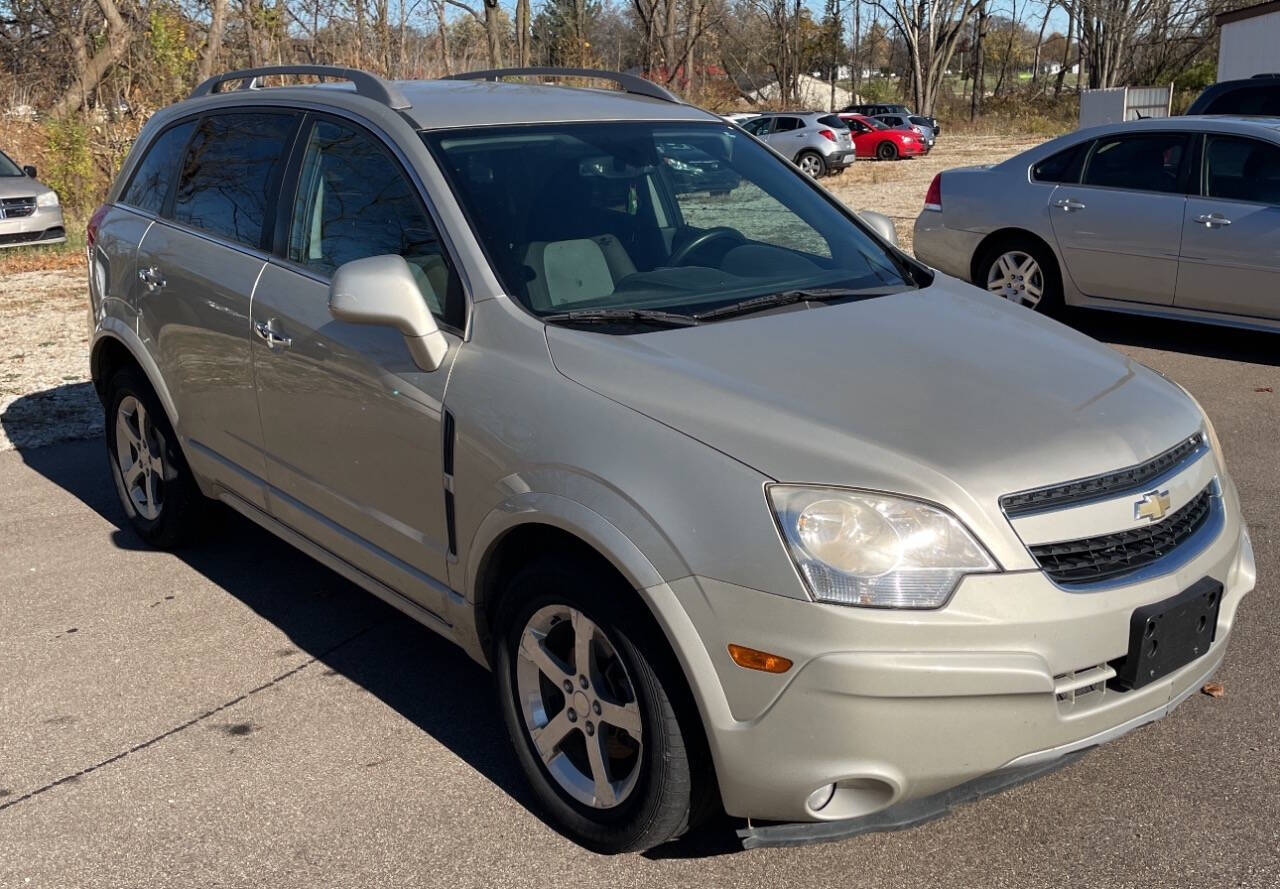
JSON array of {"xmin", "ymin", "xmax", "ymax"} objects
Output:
[
  {"xmin": 121, "ymin": 120, "xmax": 195, "ymax": 214},
  {"xmin": 742, "ymin": 117, "xmax": 772, "ymax": 136},
  {"xmin": 425, "ymin": 122, "xmax": 912, "ymax": 320},
  {"xmin": 287, "ymin": 118, "xmax": 463, "ymax": 326},
  {"xmin": 0, "ymin": 149, "xmax": 22, "ymax": 177},
  {"xmin": 172, "ymin": 111, "xmax": 297, "ymax": 248},
  {"xmin": 1081, "ymin": 133, "xmax": 1189, "ymax": 194},
  {"xmin": 1205, "ymin": 135, "xmax": 1280, "ymax": 204}
]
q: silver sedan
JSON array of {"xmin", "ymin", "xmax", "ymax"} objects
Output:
[{"xmin": 914, "ymin": 116, "xmax": 1280, "ymax": 331}]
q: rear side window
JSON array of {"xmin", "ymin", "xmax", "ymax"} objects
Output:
[
  {"xmin": 1082, "ymin": 133, "xmax": 1189, "ymax": 194},
  {"xmin": 1031, "ymin": 141, "xmax": 1088, "ymax": 183},
  {"xmin": 773, "ymin": 117, "xmax": 802, "ymax": 132},
  {"xmin": 120, "ymin": 121, "xmax": 195, "ymax": 214},
  {"xmin": 1203, "ymin": 85, "xmax": 1280, "ymax": 116},
  {"xmin": 817, "ymin": 115, "xmax": 846, "ymax": 129},
  {"xmin": 172, "ymin": 112, "xmax": 297, "ymax": 248},
  {"xmin": 1205, "ymin": 135, "xmax": 1280, "ymax": 204}
]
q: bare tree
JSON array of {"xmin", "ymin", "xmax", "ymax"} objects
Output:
[{"xmin": 874, "ymin": 0, "xmax": 982, "ymax": 114}]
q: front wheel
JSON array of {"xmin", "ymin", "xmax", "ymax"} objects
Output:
[
  {"xmin": 877, "ymin": 140, "xmax": 898, "ymax": 161},
  {"xmin": 494, "ymin": 560, "xmax": 708, "ymax": 852},
  {"xmin": 795, "ymin": 151, "xmax": 825, "ymax": 178}
]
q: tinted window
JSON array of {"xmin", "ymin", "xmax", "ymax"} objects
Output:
[
  {"xmin": 0, "ymin": 149, "xmax": 23, "ymax": 177},
  {"xmin": 173, "ymin": 112, "xmax": 296, "ymax": 247},
  {"xmin": 1204, "ymin": 84, "xmax": 1280, "ymax": 116},
  {"xmin": 742, "ymin": 118, "xmax": 772, "ymax": 136},
  {"xmin": 1082, "ymin": 133, "xmax": 1189, "ymax": 194},
  {"xmin": 773, "ymin": 117, "xmax": 802, "ymax": 132},
  {"xmin": 817, "ymin": 115, "xmax": 847, "ymax": 129},
  {"xmin": 1032, "ymin": 141, "xmax": 1088, "ymax": 183},
  {"xmin": 288, "ymin": 119, "xmax": 463, "ymax": 326},
  {"xmin": 121, "ymin": 121, "xmax": 195, "ymax": 214},
  {"xmin": 1205, "ymin": 135, "xmax": 1280, "ymax": 204}
]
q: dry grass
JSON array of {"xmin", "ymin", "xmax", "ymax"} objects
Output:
[{"xmin": 824, "ymin": 134, "xmax": 1045, "ymax": 253}]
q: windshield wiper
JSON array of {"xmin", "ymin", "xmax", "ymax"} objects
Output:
[
  {"xmin": 693, "ymin": 287, "xmax": 902, "ymax": 321},
  {"xmin": 540, "ymin": 308, "xmax": 701, "ymax": 328}
]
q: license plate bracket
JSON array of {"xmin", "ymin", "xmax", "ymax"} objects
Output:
[{"xmin": 1110, "ymin": 577, "xmax": 1221, "ymax": 691}]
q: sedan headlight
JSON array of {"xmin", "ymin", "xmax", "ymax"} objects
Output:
[
  {"xmin": 36, "ymin": 191, "xmax": 59, "ymax": 207},
  {"xmin": 769, "ymin": 486, "xmax": 997, "ymax": 608}
]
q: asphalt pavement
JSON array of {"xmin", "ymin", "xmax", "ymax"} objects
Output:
[{"xmin": 1, "ymin": 310, "xmax": 1278, "ymax": 887}]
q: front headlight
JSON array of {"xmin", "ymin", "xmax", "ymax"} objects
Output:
[
  {"xmin": 769, "ymin": 486, "xmax": 997, "ymax": 608},
  {"xmin": 36, "ymin": 191, "xmax": 59, "ymax": 207}
]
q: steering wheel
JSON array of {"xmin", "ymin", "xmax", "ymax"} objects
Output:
[{"xmin": 668, "ymin": 226, "xmax": 745, "ymax": 267}]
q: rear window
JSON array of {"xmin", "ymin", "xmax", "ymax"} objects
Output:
[
  {"xmin": 817, "ymin": 115, "xmax": 847, "ymax": 129},
  {"xmin": 1202, "ymin": 84, "xmax": 1280, "ymax": 116},
  {"xmin": 121, "ymin": 121, "xmax": 195, "ymax": 214},
  {"xmin": 172, "ymin": 111, "xmax": 297, "ymax": 248}
]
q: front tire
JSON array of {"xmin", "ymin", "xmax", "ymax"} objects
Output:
[
  {"xmin": 494, "ymin": 558, "xmax": 707, "ymax": 853},
  {"xmin": 105, "ymin": 367, "xmax": 206, "ymax": 547},
  {"xmin": 877, "ymin": 140, "xmax": 899, "ymax": 161},
  {"xmin": 795, "ymin": 151, "xmax": 825, "ymax": 178}
]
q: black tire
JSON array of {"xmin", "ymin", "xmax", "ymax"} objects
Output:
[
  {"xmin": 795, "ymin": 150, "xmax": 826, "ymax": 179},
  {"xmin": 494, "ymin": 557, "xmax": 711, "ymax": 853},
  {"xmin": 877, "ymin": 140, "xmax": 898, "ymax": 161},
  {"xmin": 975, "ymin": 234, "xmax": 1065, "ymax": 316},
  {"xmin": 104, "ymin": 366, "xmax": 207, "ymax": 548}
]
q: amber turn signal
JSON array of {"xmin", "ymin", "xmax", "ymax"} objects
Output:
[{"xmin": 727, "ymin": 643, "xmax": 793, "ymax": 674}]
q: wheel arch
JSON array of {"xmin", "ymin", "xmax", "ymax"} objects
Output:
[
  {"xmin": 969, "ymin": 227, "xmax": 1061, "ymax": 288},
  {"xmin": 91, "ymin": 321, "xmax": 180, "ymax": 430}
]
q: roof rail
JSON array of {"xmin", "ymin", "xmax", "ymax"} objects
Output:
[
  {"xmin": 190, "ymin": 65, "xmax": 411, "ymax": 110},
  {"xmin": 443, "ymin": 67, "xmax": 682, "ymax": 104}
]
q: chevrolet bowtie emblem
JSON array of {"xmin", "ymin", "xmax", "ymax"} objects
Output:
[{"xmin": 1134, "ymin": 489, "xmax": 1172, "ymax": 522}]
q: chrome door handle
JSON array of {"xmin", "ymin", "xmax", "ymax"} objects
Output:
[
  {"xmin": 254, "ymin": 320, "xmax": 292, "ymax": 349},
  {"xmin": 1054, "ymin": 198, "xmax": 1087, "ymax": 212},
  {"xmin": 1195, "ymin": 213, "xmax": 1232, "ymax": 228},
  {"xmin": 137, "ymin": 266, "xmax": 166, "ymax": 290}
]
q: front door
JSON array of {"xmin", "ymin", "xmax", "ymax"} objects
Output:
[
  {"xmin": 250, "ymin": 115, "xmax": 466, "ymax": 615},
  {"xmin": 1175, "ymin": 134, "xmax": 1280, "ymax": 320},
  {"xmin": 1048, "ymin": 131, "xmax": 1191, "ymax": 306}
]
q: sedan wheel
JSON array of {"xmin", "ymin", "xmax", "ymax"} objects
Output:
[
  {"xmin": 516, "ymin": 604, "xmax": 644, "ymax": 810},
  {"xmin": 986, "ymin": 250, "xmax": 1045, "ymax": 309}
]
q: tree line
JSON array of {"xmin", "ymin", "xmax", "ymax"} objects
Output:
[{"xmin": 0, "ymin": 0, "xmax": 1241, "ymax": 121}]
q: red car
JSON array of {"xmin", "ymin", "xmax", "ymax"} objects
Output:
[{"xmin": 837, "ymin": 113, "xmax": 925, "ymax": 160}]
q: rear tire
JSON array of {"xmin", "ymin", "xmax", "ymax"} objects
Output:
[
  {"xmin": 104, "ymin": 367, "xmax": 207, "ymax": 548},
  {"xmin": 975, "ymin": 234, "xmax": 1065, "ymax": 316},
  {"xmin": 795, "ymin": 151, "xmax": 825, "ymax": 178},
  {"xmin": 493, "ymin": 557, "xmax": 710, "ymax": 853},
  {"xmin": 877, "ymin": 140, "xmax": 898, "ymax": 161}
]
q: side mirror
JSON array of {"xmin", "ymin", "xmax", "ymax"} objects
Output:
[
  {"xmin": 329, "ymin": 254, "xmax": 449, "ymax": 372},
  {"xmin": 858, "ymin": 210, "xmax": 899, "ymax": 248},
  {"xmin": 22, "ymin": 164, "xmax": 37, "ymax": 179}
]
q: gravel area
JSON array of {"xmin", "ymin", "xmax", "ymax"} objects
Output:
[
  {"xmin": 0, "ymin": 135, "xmax": 1043, "ymax": 453},
  {"xmin": 0, "ymin": 267, "xmax": 99, "ymax": 452}
]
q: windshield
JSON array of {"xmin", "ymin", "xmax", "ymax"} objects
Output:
[
  {"xmin": 423, "ymin": 122, "xmax": 912, "ymax": 321},
  {"xmin": 0, "ymin": 150, "xmax": 23, "ymax": 177}
]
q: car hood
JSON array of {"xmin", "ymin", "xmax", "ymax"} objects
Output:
[
  {"xmin": 545, "ymin": 277, "xmax": 1203, "ymax": 545},
  {"xmin": 0, "ymin": 176, "xmax": 51, "ymax": 200}
]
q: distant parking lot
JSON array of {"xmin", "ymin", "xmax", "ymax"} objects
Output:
[{"xmin": 2, "ymin": 139, "xmax": 1278, "ymax": 886}]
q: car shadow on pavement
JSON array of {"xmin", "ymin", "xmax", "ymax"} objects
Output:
[
  {"xmin": 0, "ymin": 399, "xmax": 748, "ymax": 858},
  {"xmin": 1064, "ymin": 308, "xmax": 1280, "ymax": 367}
]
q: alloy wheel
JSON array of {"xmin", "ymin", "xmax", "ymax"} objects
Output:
[
  {"xmin": 114, "ymin": 395, "xmax": 165, "ymax": 520},
  {"xmin": 515, "ymin": 604, "xmax": 644, "ymax": 810},
  {"xmin": 986, "ymin": 250, "xmax": 1045, "ymax": 309},
  {"xmin": 798, "ymin": 154, "xmax": 823, "ymax": 178}
]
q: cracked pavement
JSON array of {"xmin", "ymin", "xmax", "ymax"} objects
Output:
[{"xmin": 1, "ymin": 310, "xmax": 1278, "ymax": 887}]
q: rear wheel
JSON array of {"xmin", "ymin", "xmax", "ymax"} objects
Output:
[
  {"xmin": 877, "ymin": 140, "xmax": 898, "ymax": 161},
  {"xmin": 105, "ymin": 367, "xmax": 207, "ymax": 547},
  {"xmin": 494, "ymin": 558, "xmax": 708, "ymax": 853},
  {"xmin": 796, "ymin": 151, "xmax": 825, "ymax": 178},
  {"xmin": 976, "ymin": 235, "xmax": 1064, "ymax": 315}
]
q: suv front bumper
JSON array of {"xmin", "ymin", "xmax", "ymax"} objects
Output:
[{"xmin": 670, "ymin": 484, "xmax": 1254, "ymax": 826}]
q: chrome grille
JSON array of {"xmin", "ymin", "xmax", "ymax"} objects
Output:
[
  {"xmin": 0, "ymin": 196, "xmax": 37, "ymax": 218},
  {"xmin": 1001, "ymin": 433, "xmax": 1204, "ymax": 517},
  {"xmin": 1029, "ymin": 485, "xmax": 1214, "ymax": 585}
]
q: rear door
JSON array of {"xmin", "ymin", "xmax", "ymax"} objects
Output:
[
  {"xmin": 766, "ymin": 116, "xmax": 805, "ymax": 152},
  {"xmin": 134, "ymin": 109, "xmax": 300, "ymax": 510},
  {"xmin": 1175, "ymin": 133, "xmax": 1280, "ymax": 320},
  {"xmin": 250, "ymin": 114, "xmax": 466, "ymax": 615},
  {"xmin": 1047, "ymin": 131, "xmax": 1191, "ymax": 306}
]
